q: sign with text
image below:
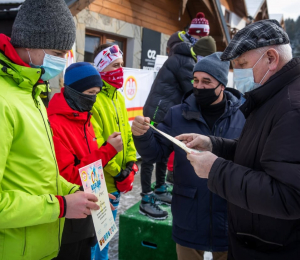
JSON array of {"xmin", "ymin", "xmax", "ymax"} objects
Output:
[
  {"xmin": 79, "ymin": 160, "xmax": 118, "ymax": 251},
  {"xmin": 119, "ymin": 68, "xmax": 155, "ymax": 124},
  {"xmin": 141, "ymin": 28, "xmax": 161, "ymax": 69}
]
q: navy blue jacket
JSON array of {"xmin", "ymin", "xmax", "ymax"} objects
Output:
[{"xmin": 134, "ymin": 89, "xmax": 245, "ymax": 251}]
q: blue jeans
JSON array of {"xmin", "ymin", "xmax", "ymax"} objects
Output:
[{"xmin": 91, "ymin": 191, "xmax": 120, "ymax": 260}]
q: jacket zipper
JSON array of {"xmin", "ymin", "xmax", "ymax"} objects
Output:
[
  {"xmin": 32, "ymin": 85, "xmax": 61, "ymax": 251},
  {"xmin": 22, "ymin": 227, "xmax": 26, "ymax": 255},
  {"xmin": 111, "ymin": 90, "xmax": 125, "ymax": 167},
  {"xmin": 84, "ymin": 112, "xmax": 91, "ymax": 153}
]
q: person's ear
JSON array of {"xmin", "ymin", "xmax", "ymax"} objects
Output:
[
  {"xmin": 221, "ymin": 84, "xmax": 225, "ymax": 91},
  {"xmin": 266, "ymin": 48, "xmax": 279, "ymax": 71}
]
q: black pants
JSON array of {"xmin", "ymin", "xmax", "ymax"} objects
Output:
[
  {"xmin": 141, "ymin": 159, "xmax": 167, "ymax": 193},
  {"xmin": 52, "ymin": 238, "xmax": 92, "ymax": 260}
]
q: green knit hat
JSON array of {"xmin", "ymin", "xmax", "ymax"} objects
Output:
[
  {"xmin": 11, "ymin": 0, "xmax": 76, "ymax": 50},
  {"xmin": 193, "ymin": 36, "xmax": 216, "ymax": 57}
]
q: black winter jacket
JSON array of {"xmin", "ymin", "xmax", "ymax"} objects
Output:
[
  {"xmin": 208, "ymin": 58, "xmax": 300, "ymax": 259},
  {"xmin": 134, "ymin": 89, "xmax": 245, "ymax": 251},
  {"xmin": 143, "ymin": 42, "xmax": 196, "ymax": 124}
]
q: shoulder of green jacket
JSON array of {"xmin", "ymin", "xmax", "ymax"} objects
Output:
[{"xmin": 0, "ymin": 52, "xmax": 49, "ymax": 97}]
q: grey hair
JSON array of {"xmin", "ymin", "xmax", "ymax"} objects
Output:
[{"xmin": 255, "ymin": 41, "xmax": 293, "ymax": 64}]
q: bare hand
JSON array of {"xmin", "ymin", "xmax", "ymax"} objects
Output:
[
  {"xmin": 64, "ymin": 191, "xmax": 100, "ymax": 219},
  {"xmin": 187, "ymin": 152, "xmax": 218, "ymax": 178},
  {"xmin": 131, "ymin": 116, "xmax": 151, "ymax": 136},
  {"xmin": 176, "ymin": 133, "xmax": 212, "ymax": 152},
  {"xmin": 109, "ymin": 193, "xmax": 116, "ymax": 211},
  {"xmin": 107, "ymin": 132, "xmax": 123, "ymax": 152}
]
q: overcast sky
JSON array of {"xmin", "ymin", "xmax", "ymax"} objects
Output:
[{"xmin": 267, "ymin": 0, "xmax": 300, "ymax": 20}]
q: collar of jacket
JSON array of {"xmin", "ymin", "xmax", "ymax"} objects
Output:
[
  {"xmin": 172, "ymin": 41, "xmax": 193, "ymax": 57},
  {"xmin": 47, "ymin": 88, "xmax": 91, "ymax": 122},
  {"xmin": 101, "ymin": 80, "xmax": 118, "ymax": 99},
  {"xmin": 0, "ymin": 52, "xmax": 48, "ymax": 100},
  {"xmin": 182, "ymin": 88, "xmax": 242, "ymax": 123},
  {"xmin": 190, "ymin": 47, "xmax": 197, "ymax": 61},
  {"xmin": 240, "ymin": 57, "xmax": 300, "ymax": 118}
]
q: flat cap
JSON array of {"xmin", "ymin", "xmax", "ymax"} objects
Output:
[{"xmin": 221, "ymin": 19, "xmax": 290, "ymax": 61}]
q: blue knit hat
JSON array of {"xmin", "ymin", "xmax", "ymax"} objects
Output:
[
  {"xmin": 64, "ymin": 62, "xmax": 103, "ymax": 93},
  {"xmin": 193, "ymin": 52, "xmax": 229, "ymax": 87}
]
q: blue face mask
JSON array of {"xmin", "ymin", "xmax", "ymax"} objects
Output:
[
  {"xmin": 233, "ymin": 52, "xmax": 269, "ymax": 95},
  {"xmin": 28, "ymin": 50, "xmax": 66, "ymax": 81}
]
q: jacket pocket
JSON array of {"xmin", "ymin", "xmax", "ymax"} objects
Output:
[
  {"xmin": 172, "ymin": 184, "xmax": 198, "ymax": 231},
  {"xmin": 236, "ymin": 232, "xmax": 283, "ymax": 251}
]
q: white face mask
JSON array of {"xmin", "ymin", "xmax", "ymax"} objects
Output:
[{"xmin": 233, "ymin": 52, "xmax": 270, "ymax": 94}]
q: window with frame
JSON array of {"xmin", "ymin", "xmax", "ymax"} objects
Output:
[
  {"xmin": 84, "ymin": 30, "xmax": 127, "ymax": 64},
  {"xmin": 224, "ymin": 9, "xmax": 231, "ymax": 25}
]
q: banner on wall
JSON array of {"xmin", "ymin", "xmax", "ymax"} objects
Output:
[{"xmin": 119, "ymin": 68, "xmax": 155, "ymax": 123}]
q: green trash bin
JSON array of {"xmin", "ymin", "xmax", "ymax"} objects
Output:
[{"xmin": 119, "ymin": 201, "xmax": 177, "ymax": 260}]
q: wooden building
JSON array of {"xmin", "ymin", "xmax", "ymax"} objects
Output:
[{"xmin": 74, "ymin": 0, "xmax": 255, "ymax": 68}]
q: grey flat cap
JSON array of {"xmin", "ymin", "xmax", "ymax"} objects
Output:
[{"xmin": 221, "ymin": 19, "xmax": 290, "ymax": 61}]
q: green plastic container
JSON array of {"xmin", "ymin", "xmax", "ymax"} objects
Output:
[{"xmin": 119, "ymin": 201, "xmax": 177, "ymax": 260}]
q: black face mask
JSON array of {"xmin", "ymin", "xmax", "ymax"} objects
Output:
[
  {"xmin": 64, "ymin": 85, "xmax": 97, "ymax": 112},
  {"xmin": 193, "ymin": 83, "xmax": 222, "ymax": 108}
]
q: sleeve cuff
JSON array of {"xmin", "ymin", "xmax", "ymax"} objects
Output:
[
  {"xmin": 209, "ymin": 136, "xmax": 220, "ymax": 156},
  {"xmin": 207, "ymin": 157, "xmax": 226, "ymax": 193},
  {"xmin": 104, "ymin": 141, "xmax": 118, "ymax": 157},
  {"xmin": 55, "ymin": 195, "xmax": 67, "ymax": 218}
]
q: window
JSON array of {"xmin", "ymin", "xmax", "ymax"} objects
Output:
[
  {"xmin": 84, "ymin": 30, "xmax": 127, "ymax": 64},
  {"xmin": 224, "ymin": 10, "xmax": 231, "ymax": 24},
  {"xmin": 84, "ymin": 35, "xmax": 100, "ymax": 63}
]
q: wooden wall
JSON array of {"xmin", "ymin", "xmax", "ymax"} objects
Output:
[
  {"xmin": 89, "ymin": 0, "xmax": 192, "ymax": 35},
  {"xmin": 70, "ymin": 0, "xmax": 96, "ymax": 16}
]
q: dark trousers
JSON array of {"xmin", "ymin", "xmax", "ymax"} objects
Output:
[
  {"xmin": 52, "ymin": 238, "xmax": 92, "ymax": 260},
  {"xmin": 141, "ymin": 159, "xmax": 167, "ymax": 193}
]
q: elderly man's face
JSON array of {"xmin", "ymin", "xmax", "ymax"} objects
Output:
[{"xmin": 232, "ymin": 49, "xmax": 278, "ymax": 85}]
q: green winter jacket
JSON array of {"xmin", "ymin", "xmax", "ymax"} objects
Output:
[
  {"xmin": 0, "ymin": 52, "xmax": 79, "ymax": 260},
  {"xmin": 91, "ymin": 81, "xmax": 137, "ymax": 193}
]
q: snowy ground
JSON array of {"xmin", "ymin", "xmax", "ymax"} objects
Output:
[{"xmin": 108, "ymin": 161, "xmax": 212, "ymax": 260}]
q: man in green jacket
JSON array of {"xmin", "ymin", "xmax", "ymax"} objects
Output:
[
  {"xmin": 0, "ymin": 1, "xmax": 99, "ymax": 259},
  {"xmin": 91, "ymin": 44, "xmax": 138, "ymax": 259}
]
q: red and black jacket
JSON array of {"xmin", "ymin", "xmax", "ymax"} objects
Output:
[
  {"xmin": 47, "ymin": 88, "xmax": 117, "ymax": 244},
  {"xmin": 48, "ymin": 88, "xmax": 117, "ymax": 186}
]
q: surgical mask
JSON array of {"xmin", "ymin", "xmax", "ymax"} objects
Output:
[
  {"xmin": 233, "ymin": 52, "xmax": 269, "ymax": 94},
  {"xmin": 63, "ymin": 85, "xmax": 96, "ymax": 112},
  {"xmin": 193, "ymin": 83, "xmax": 222, "ymax": 108},
  {"xmin": 28, "ymin": 50, "xmax": 66, "ymax": 81}
]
